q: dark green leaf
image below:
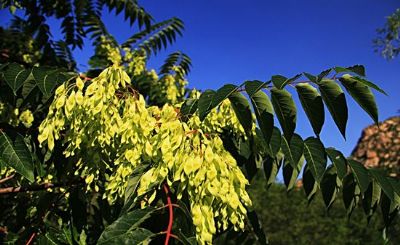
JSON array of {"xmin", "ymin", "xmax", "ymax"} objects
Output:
[
  {"xmin": 271, "ymin": 88, "xmax": 297, "ymax": 141},
  {"xmin": 295, "ymin": 83, "xmax": 325, "ymax": 136},
  {"xmin": 350, "ymin": 76, "xmax": 387, "ymax": 95},
  {"xmin": 334, "ymin": 65, "xmax": 366, "ymax": 77},
  {"xmin": 380, "ymin": 192, "xmax": 398, "ymax": 227},
  {"xmin": 244, "ymin": 80, "xmax": 267, "ymax": 97},
  {"xmin": 339, "ymin": 75, "xmax": 379, "ymax": 123},
  {"xmin": 271, "ymin": 74, "xmax": 301, "ymax": 89},
  {"xmin": 283, "ymin": 159, "xmax": 302, "ymax": 192},
  {"xmin": 97, "ymin": 208, "xmax": 155, "ymax": 245},
  {"xmin": 302, "ymin": 164, "xmax": 318, "ymax": 202},
  {"xmin": 271, "ymin": 75, "xmax": 287, "ymax": 89},
  {"xmin": 316, "ymin": 68, "xmax": 332, "ymax": 82},
  {"xmin": 2, "ymin": 63, "xmax": 31, "ymax": 94},
  {"xmin": 325, "ymin": 147, "xmax": 347, "ymax": 180},
  {"xmin": 21, "ymin": 75, "xmax": 37, "ymax": 99},
  {"xmin": 368, "ymin": 168, "xmax": 394, "ymax": 201},
  {"xmin": 303, "ymin": 137, "xmax": 327, "ymax": 183},
  {"xmin": 303, "ymin": 72, "xmax": 317, "ymax": 83},
  {"xmin": 320, "ymin": 166, "xmax": 339, "ymax": 209},
  {"xmin": 347, "ymin": 159, "xmax": 370, "ymax": 193},
  {"xmin": 198, "ymin": 90, "xmax": 216, "ymax": 121},
  {"xmin": 248, "ymin": 90, "xmax": 274, "ymax": 144},
  {"xmin": 267, "ymin": 127, "xmax": 282, "ymax": 157},
  {"xmin": 32, "ymin": 67, "xmax": 76, "ymax": 97},
  {"xmin": 281, "ymin": 133, "xmax": 303, "ymax": 168},
  {"xmin": 0, "ymin": 131, "xmax": 34, "ymax": 182},
  {"xmin": 180, "ymin": 98, "xmax": 198, "ymax": 118},
  {"xmin": 362, "ymin": 180, "xmax": 381, "ymax": 220},
  {"xmin": 318, "ymin": 79, "xmax": 348, "ymax": 138},
  {"xmin": 176, "ymin": 229, "xmax": 197, "ymax": 245},
  {"xmin": 247, "ymin": 210, "xmax": 268, "ymax": 245},
  {"xmin": 212, "ymin": 84, "xmax": 238, "ymax": 108},
  {"xmin": 263, "ymin": 156, "xmax": 281, "ymax": 186},
  {"xmin": 229, "ymin": 92, "xmax": 253, "ymax": 133},
  {"xmin": 342, "ymin": 174, "xmax": 361, "ymax": 218}
]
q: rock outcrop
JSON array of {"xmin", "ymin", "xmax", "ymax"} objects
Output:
[{"xmin": 351, "ymin": 116, "xmax": 400, "ymax": 177}]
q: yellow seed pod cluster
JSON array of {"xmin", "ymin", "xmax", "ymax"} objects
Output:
[
  {"xmin": 147, "ymin": 74, "xmax": 187, "ymax": 105},
  {"xmin": 136, "ymin": 110, "xmax": 252, "ymax": 243},
  {"xmin": 89, "ymin": 36, "xmax": 122, "ymax": 67},
  {"xmin": 38, "ymin": 66, "xmax": 252, "ymax": 244},
  {"xmin": 19, "ymin": 109, "xmax": 34, "ymax": 128},
  {"xmin": 124, "ymin": 48, "xmax": 147, "ymax": 76}
]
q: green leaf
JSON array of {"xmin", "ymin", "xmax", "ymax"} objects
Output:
[
  {"xmin": 198, "ymin": 90, "xmax": 216, "ymax": 121},
  {"xmin": 21, "ymin": 75, "xmax": 37, "ymax": 99},
  {"xmin": 303, "ymin": 137, "xmax": 327, "ymax": 183},
  {"xmin": 97, "ymin": 208, "xmax": 155, "ymax": 245},
  {"xmin": 281, "ymin": 133, "xmax": 303, "ymax": 168},
  {"xmin": 362, "ymin": 180, "xmax": 381, "ymax": 220},
  {"xmin": 271, "ymin": 74, "xmax": 301, "ymax": 89},
  {"xmin": 325, "ymin": 147, "xmax": 347, "ymax": 180},
  {"xmin": 295, "ymin": 83, "xmax": 325, "ymax": 136},
  {"xmin": 350, "ymin": 76, "xmax": 387, "ymax": 95},
  {"xmin": 244, "ymin": 80, "xmax": 267, "ymax": 97},
  {"xmin": 347, "ymin": 159, "xmax": 370, "ymax": 193},
  {"xmin": 283, "ymin": 159, "xmax": 303, "ymax": 192},
  {"xmin": 176, "ymin": 229, "xmax": 197, "ymax": 245},
  {"xmin": 180, "ymin": 98, "xmax": 198, "ymax": 118},
  {"xmin": 339, "ymin": 75, "xmax": 379, "ymax": 123},
  {"xmin": 0, "ymin": 131, "xmax": 34, "ymax": 182},
  {"xmin": 2, "ymin": 63, "xmax": 31, "ymax": 95},
  {"xmin": 316, "ymin": 68, "xmax": 332, "ymax": 82},
  {"xmin": 212, "ymin": 84, "xmax": 238, "ymax": 108},
  {"xmin": 342, "ymin": 173, "xmax": 361, "ymax": 218},
  {"xmin": 303, "ymin": 72, "xmax": 317, "ymax": 83},
  {"xmin": 368, "ymin": 168, "xmax": 394, "ymax": 201},
  {"xmin": 302, "ymin": 164, "xmax": 318, "ymax": 202},
  {"xmin": 318, "ymin": 79, "xmax": 348, "ymax": 138},
  {"xmin": 32, "ymin": 67, "xmax": 76, "ymax": 97},
  {"xmin": 247, "ymin": 210, "xmax": 268, "ymax": 245},
  {"xmin": 248, "ymin": 90, "xmax": 274, "ymax": 144},
  {"xmin": 320, "ymin": 166, "xmax": 339, "ymax": 209},
  {"xmin": 263, "ymin": 156, "xmax": 281, "ymax": 186},
  {"xmin": 271, "ymin": 75, "xmax": 287, "ymax": 89},
  {"xmin": 334, "ymin": 65, "xmax": 366, "ymax": 77},
  {"xmin": 271, "ymin": 88, "xmax": 297, "ymax": 142},
  {"xmin": 267, "ymin": 127, "xmax": 282, "ymax": 157},
  {"xmin": 380, "ymin": 192, "xmax": 398, "ymax": 226},
  {"xmin": 228, "ymin": 92, "xmax": 253, "ymax": 133}
]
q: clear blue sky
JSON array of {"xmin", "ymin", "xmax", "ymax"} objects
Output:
[{"xmin": 1, "ymin": 0, "xmax": 399, "ymax": 158}]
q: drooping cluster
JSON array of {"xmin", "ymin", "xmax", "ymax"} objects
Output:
[
  {"xmin": 0, "ymin": 102, "xmax": 34, "ymax": 128},
  {"xmin": 38, "ymin": 65, "xmax": 253, "ymax": 244}
]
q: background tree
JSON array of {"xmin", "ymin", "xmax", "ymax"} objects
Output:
[{"xmin": 374, "ymin": 8, "xmax": 400, "ymax": 60}]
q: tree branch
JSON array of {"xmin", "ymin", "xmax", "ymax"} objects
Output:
[
  {"xmin": 163, "ymin": 183, "xmax": 174, "ymax": 245},
  {"xmin": 0, "ymin": 174, "xmax": 15, "ymax": 184},
  {"xmin": 0, "ymin": 179, "xmax": 83, "ymax": 195}
]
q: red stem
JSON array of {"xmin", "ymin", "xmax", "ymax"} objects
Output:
[
  {"xmin": 163, "ymin": 183, "xmax": 174, "ymax": 245},
  {"xmin": 25, "ymin": 232, "xmax": 36, "ymax": 245}
]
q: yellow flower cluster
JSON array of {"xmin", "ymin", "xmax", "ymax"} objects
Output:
[{"xmin": 38, "ymin": 66, "xmax": 252, "ymax": 244}]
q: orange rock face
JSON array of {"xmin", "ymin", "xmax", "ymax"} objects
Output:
[{"xmin": 351, "ymin": 116, "xmax": 400, "ymax": 177}]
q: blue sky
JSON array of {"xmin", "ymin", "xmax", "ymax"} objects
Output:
[{"xmin": 1, "ymin": 0, "xmax": 399, "ymax": 158}]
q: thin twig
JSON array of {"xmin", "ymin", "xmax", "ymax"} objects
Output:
[
  {"xmin": 0, "ymin": 174, "xmax": 15, "ymax": 184},
  {"xmin": 163, "ymin": 183, "xmax": 174, "ymax": 245},
  {"xmin": 25, "ymin": 232, "xmax": 36, "ymax": 245},
  {"xmin": 0, "ymin": 179, "xmax": 83, "ymax": 195}
]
